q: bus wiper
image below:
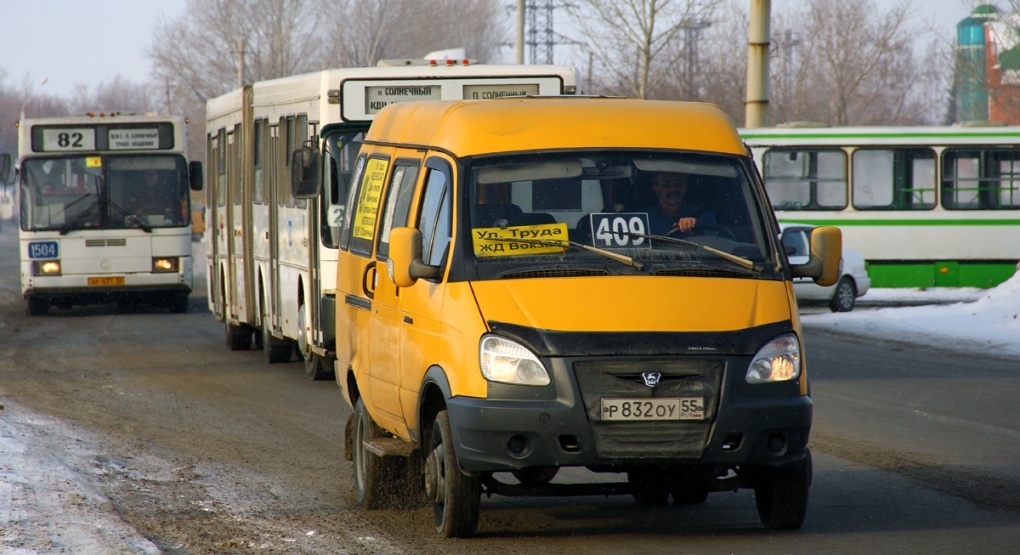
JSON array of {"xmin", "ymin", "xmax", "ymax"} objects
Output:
[
  {"xmin": 107, "ymin": 199, "xmax": 152, "ymax": 233},
  {"xmin": 58, "ymin": 200, "xmax": 99, "ymax": 235},
  {"xmin": 484, "ymin": 236, "xmax": 644, "ymax": 271},
  {"xmin": 617, "ymin": 231, "xmax": 762, "ymax": 273}
]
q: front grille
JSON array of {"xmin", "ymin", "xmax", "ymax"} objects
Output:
[
  {"xmin": 85, "ymin": 238, "xmax": 127, "ymax": 247},
  {"xmin": 574, "ymin": 359, "xmax": 723, "ymax": 459},
  {"xmin": 500, "ymin": 268, "xmax": 609, "ymax": 279}
]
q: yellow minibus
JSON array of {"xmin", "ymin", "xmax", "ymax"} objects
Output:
[{"xmin": 292, "ymin": 97, "xmax": 840, "ymax": 537}]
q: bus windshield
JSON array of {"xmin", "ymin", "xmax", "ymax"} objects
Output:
[
  {"xmin": 21, "ymin": 155, "xmax": 189, "ymax": 232},
  {"xmin": 465, "ymin": 151, "xmax": 777, "ymax": 279}
]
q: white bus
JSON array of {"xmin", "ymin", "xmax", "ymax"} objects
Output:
[
  {"xmin": 739, "ymin": 125, "xmax": 1020, "ymax": 288},
  {"xmin": 205, "ymin": 61, "xmax": 578, "ymax": 379},
  {"xmin": 16, "ymin": 113, "xmax": 202, "ymax": 315}
]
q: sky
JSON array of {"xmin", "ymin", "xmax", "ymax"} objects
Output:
[{"xmin": 0, "ymin": 0, "xmax": 981, "ymax": 100}]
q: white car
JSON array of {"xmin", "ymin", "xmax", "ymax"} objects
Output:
[{"xmin": 779, "ymin": 223, "xmax": 871, "ymax": 312}]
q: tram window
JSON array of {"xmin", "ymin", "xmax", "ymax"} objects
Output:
[
  {"xmin": 762, "ymin": 149, "xmax": 846, "ymax": 210},
  {"xmin": 943, "ymin": 148, "xmax": 1020, "ymax": 210},
  {"xmin": 852, "ymin": 148, "xmax": 935, "ymax": 210}
]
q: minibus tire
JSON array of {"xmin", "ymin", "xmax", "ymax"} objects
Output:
[
  {"xmin": 754, "ymin": 450, "xmax": 811, "ymax": 530},
  {"xmin": 426, "ymin": 411, "xmax": 480, "ymax": 538},
  {"xmin": 352, "ymin": 398, "xmax": 401, "ymax": 509},
  {"xmin": 627, "ymin": 469, "xmax": 670, "ymax": 505}
]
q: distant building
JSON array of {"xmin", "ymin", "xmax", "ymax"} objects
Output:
[{"xmin": 955, "ymin": 4, "xmax": 1020, "ymax": 124}]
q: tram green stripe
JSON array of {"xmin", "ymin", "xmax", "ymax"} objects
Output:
[
  {"xmin": 741, "ymin": 131, "xmax": 1020, "ymax": 140},
  {"xmin": 777, "ymin": 218, "xmax": 1020, "ymax": 226}
]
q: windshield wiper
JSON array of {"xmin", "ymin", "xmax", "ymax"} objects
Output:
[
  {"xmin": 58, "ymin": 200, "xmax": 99, "ymax": 235},
  {"xmin": 483, "ymin": 236, "xmax": 645, "ymax": 271},
  {"xmin": 107, "ymin": 200, "xmax": 152, "ymax": 233},
  {"xmin": 617, "ymin": 231, "xmax": 762, "ymax": 273}
]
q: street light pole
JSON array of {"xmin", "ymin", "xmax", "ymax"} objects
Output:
[{"xmin": 19, "ymin": 77, "xmax": 49, "ymax": 121}]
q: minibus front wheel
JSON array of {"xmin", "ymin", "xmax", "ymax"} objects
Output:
[
  {"xmin": 754, "ymin": 449, "xmax": 812, "ymax": 530},
  {"xmin": 425, "ymin": 410, "xmax": 480, "ymax": 538}
]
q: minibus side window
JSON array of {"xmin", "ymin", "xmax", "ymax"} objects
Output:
[
  {"xmin": 417, "ymin": 164, "xmax": 452, "ymax": 268},
  {"xmin": 377, "ymin": 160, "xmax": 420, "ymax": 259}
]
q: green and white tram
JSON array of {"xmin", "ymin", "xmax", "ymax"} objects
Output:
[{"xmin": 740, "ymin": 125, "xmax": 1020, "ymax": 288}]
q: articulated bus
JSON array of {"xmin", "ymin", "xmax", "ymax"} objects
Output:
[
  {"xmin": 739, "ymin": 125, "xmax": 1020, "ymax": 288},
  {"xmin": 15, "ymin": 113, "xmax": 203, "ymax": 315},
  {"xmin": 205, "ymin": 61, "xmax": 578, "ymax": 379}
]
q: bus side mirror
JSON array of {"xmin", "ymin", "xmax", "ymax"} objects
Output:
[
  {"xmin": 0, "ymin": 153, "xmax": 10, "ymax": 184},
  {"xmin": 388, "ymin": 227, "xmax": 441, "ymax": 287},
  {"xmin": 189, "ymin": 161, "xmax": 203, "ymax": 191},
  {"xmin": 291, "ymin": 146, "xmax": 320, "ymax": 199},
  {"xmin": 790, "ymin": 226, "xmax": 842, "ymax": 286}
]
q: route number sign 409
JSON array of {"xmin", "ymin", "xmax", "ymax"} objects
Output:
[{"xmin": 589, "ymin": 213, "xmax": 650, "ymax": 249}]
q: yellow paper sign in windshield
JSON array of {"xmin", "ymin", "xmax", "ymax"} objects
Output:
[
  {"xmin": 352, "ymin": 158, "xmax": 389, "ymax": 240},
  {"xmin": 473, "ymin": 222, "xmax": 569, "ymax": 257},
  {"xmin": 86, "ymin": 156, "xmax": 102, "ymax": 168}
]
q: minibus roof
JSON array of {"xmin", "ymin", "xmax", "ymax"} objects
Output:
[{"xmin": 365, "ymin": 97, "xmax": 747, "ymax": 157}]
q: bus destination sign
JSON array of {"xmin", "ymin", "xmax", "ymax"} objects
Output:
[
  {"xmin": 364, "ymin": 85, "xmax": 442, "ymax": 114},
  {"xmin": 109, "ymin": 128, "xmax": 159, "ymax": 150},
  {"xmin": 463, "ymin": 83, "xmax": 539, "ymax": 100}
]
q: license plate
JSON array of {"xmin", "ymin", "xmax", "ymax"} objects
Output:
[
  {"xmin": 88, "ymin": 276, "xmax": 125, "ymax": 286},
  {"xmin": 601, "ymin": 397, "xmax": 705, "ymax": 421}
]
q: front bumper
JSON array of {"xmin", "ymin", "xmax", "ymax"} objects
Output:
[{"xmin": 447, "ymin": 353, "xmax": 811, "ymax": 473}]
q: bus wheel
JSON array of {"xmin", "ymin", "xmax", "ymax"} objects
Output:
[
  {"xmin": 261, "ymin": 316, "xmax": 291, "ymax": 364},
  {"xmin": 225, "ymin": 322, "xmax": 252, "ymax": 350},
  {"xmin": 27, "ymin": 297, "xmax": 49, "ymax": 316},
  {"xmin": 352, "ymin": 398, "xmax": 401, "ymax": 509},
  {"xmin": 168, "ymin": 293, "xmax": 189, "ymax": 314},
  {"xmin": 754, "ymin": 450, "xmax": 811, "ymax": 530},
  {"xmin": 425, "ymin": 410, "xmax": 480, "ymax": 538}
]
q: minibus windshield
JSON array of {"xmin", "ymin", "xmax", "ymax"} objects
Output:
[{"xmin": 465, "ymin": 151, "xmax": 777, "ymax": 279}]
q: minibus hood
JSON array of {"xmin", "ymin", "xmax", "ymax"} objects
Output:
[{"xmin": 469, "ymin": 276, "xmax": 793, "ymax": 333}]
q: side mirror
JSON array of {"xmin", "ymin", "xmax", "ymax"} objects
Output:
[
  {"xmin": 188, "ymin": 161, "xmax": 203, "ymax": 191},
  {"xmin": 291, "ymin": 146, "xmax": 320, "ymax": 199},
  {"xmin": 0, "ymin": 153, "xmax": 11, "ymax": 184},
  {"xmin": 790, "ymin": 226, "xmax": 842, "ymax": 286},
  {"xmin": 388, "ymin": 227, "xmax": 441, "ymax": 287}
]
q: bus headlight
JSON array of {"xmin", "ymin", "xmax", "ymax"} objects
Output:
[
  {"xmin": 152, "ymin": 257, "xmax": 179, "ymax": 273},
  {"xmin": 33, "ymin": 260, "xmax": 62, "ymax": 276},
  {"xmin": 479, "ymin": 335, "xmax": 550, "ymax": 386},
  {"xmin": 746, "ymin": 333, "xmax": 801, "ymax": 384}
]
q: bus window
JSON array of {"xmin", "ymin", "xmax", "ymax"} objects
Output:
[
  {"xmin": 852, "ymin": 148, "xmax": 935, "ymax": 210},
  {"xmin": 254, "ymin": 119, "xmax": 265, "ymax": 205},
  {"xmin": 762, "ymin": 149, "xmax": 846, "ymax": 210},
  {"xmin": 942, "ymin": 148, "xmax": 1020, "ymax": 210}
]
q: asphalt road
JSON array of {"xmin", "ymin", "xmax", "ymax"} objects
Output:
[{"xmin": 1, "ymin": 228, "xmax": 1017, "ymax": 554}]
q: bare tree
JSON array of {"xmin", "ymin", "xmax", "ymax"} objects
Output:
[
  {"xmin": 67, "ymin": 77, "xmax": 159, "ymax": 115},
  {"xmin": 789, "ymin": 0, "xmax": 933, "ymax": 125},
  {"xmin": 321, "ymin": 0, "xmax": 508, "ymax": 67},
  {"xmin": 564, "ymin": 0, "xmax": 723, "ymax": 99},
  {"xmin": 148, "ymin": 0, "xmax": 327, "ymax": 106}
]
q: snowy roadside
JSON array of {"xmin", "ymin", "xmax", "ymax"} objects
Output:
[
  {"xmin": 802, "ymin": 271, "xmax": 1020, "ymax": 359},
  {"xmin": 0, "ymin": 404, "xmax": 161, "ymax": 553}
]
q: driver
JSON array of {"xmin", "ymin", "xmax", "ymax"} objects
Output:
[{"xmin": 643, "ymin": 172, "xmax": 715, "ymax": 236}]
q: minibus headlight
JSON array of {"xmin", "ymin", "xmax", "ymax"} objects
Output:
[
  {"xmin": 479, "ymin": 335, "xmax": 550, "ymax": 386},
  {"xmin": 746, "ymin": 333, "xmax": 801, "ymax": 384},
  {"xmin": 33, "ymin": 260, "xmax": 62, "ymax": 276},
  {"xmin": 152, "ymin": 257, "xmax": 179, "ymax": 273}
]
